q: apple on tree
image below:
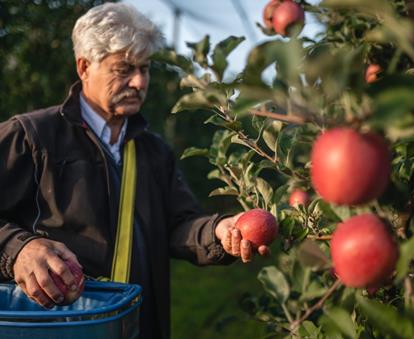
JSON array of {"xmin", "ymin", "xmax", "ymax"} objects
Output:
[
  {"xmin": 263, "ymin": 0, "xmax": 281, "ymax": 29},
  {"xmin": 235, "ymin": 208, "xmax": 278, "ymax": 249},
  {"xmin": 311, "ymin": 127, "xmax": 391, "ymax": 205},
  {"xmin": 289, "ymin": 189, "xmax": 310, "ymax": 208},
  {"xmin": 365, "ymin": 64, "xmax": 382, "ymax": 84},
  {"xmin": 49, "ymin": 259, "xmax": 85, "ymax": 306},
  {"xmin": 272, "ymin": 0, "xmax": 305, "ymax": 37},
  {"xmin": 330, "ymin": 213, "xmax": 398, "ymax": 288}
]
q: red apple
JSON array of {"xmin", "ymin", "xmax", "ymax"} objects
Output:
[
  {"xmin": 263, "ymin": 0, "xmax": 281, "ymax": 29},
  {"xmin": 331, "ymin": 214, "xmax": 398, "ymax": 288},
  {"xmin": 50, "ymin": 259, "xmax": 85, "ymax": 305},
  {"xmin": 311, "ymin": 128, "xmax": 391, "ymax": 205},
  {"xmin": 365, "ymin": 64, "xmax": 382, "ymax": 84},
  {"xmin": 272, "ymin": 0, "xmax": 305, "ymax": 37},
  {"xmin": 289, "ymin": 189, "xmax": 310, "ymax": 208},
  {"xmin": 235, "ymin": 208, "xmax": 278, "ymax": 249}
]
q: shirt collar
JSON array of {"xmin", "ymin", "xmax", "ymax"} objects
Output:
[{"xmin": 79, "ymin": 92, "xmax": 128, "ymax": 146}]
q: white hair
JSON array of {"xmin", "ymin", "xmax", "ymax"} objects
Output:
[{"xmin": 72, "ymin": 2, "xmax": 164, "ymax": 62}]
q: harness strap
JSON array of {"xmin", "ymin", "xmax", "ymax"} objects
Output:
[{"xmin": 110, "ymin": 139, "xmax": 137, "ymax": 283}]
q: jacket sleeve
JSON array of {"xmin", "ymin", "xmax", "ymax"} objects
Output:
[
  {"xmin": 166, "ymin": 149, "xmax": 236, "ymax": 266},
  {"xmin": 0, "ymin": 118, "xmax": 42, "ymax": 280}
]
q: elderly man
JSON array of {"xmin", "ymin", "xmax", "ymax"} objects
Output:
[{"xmin": 0, "ymin": 3, "xmax": 269, "ymax": 338}]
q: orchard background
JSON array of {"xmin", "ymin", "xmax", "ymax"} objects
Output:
[{"xmin": 2, "ymin": 0, "xmax": 414, "ymax": 338}]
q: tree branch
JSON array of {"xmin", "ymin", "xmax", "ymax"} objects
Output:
[
  {"xmin": 250, "ymin": 109, "xmax": 306, "ymax": 125},
  {"xmin": 290, "ymin": 279, "xmax": 342, "ymax": 331}
]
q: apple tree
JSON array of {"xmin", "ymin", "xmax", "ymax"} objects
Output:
[{"xmin": 155, "ymin": 0, "xmax": 414, "ymax": 337}]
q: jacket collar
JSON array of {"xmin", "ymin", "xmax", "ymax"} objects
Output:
[{"xmin": 60, "ymin": 81, "xmax": 149, "ymax": 141}]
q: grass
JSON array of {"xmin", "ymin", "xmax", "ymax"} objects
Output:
[{"xmin": 171, "ymin": 254, "xmax": 275, "ymax": 339}]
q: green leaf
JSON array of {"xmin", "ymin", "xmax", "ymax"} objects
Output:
[
  {"xmin": 396, "ymin": 236, "xmax": 414, "ymax": 282},
  {"xmin": 317, "ymin": 201, "xmax": 342, "ymax": 223},
  {"xmin": 257, "ymin": 266, "xmax": 290, "ymax": 304},
  {"xmin": 211, "ymin": 36, "xmax": 245, "ymax": 80},
  {"xmin": 244, "ymin": 39, "xmax": 303, "ymax": 86},
  {"xmin": 263, "ymin": 120, "xmax": 283, "ymax": 152},
  {"xmin": 151, "ymin": 49, "xmax": 194, "ymax": 73},
  {"xmin": 300, "ymin": 280, "xmax": 327, "ymax": 301},
  {"xmin": 180, "ymin": 147, "xmax": 209, "ymax": 160},
  {"xmin": 356, "ymin": 293, "xmax": 414, "ymax": 339},
  {"xmin": 172, "ymin": 90, "xmax": 227, "ymax": 113},
  {"xmin": 180, "ymin": 74, "xmax": 207, "ymax": 89},
  {"xmin": 274, "ymin": 184, "xmax": 290, "ymax": 205},
  {"xmin": 297, "ymin": 240, "xmax": 331, "ymax": 269},
  {"xmin": 186, "ymin": 35, "xmax": 210, "ymax": 68},
  {"xmin": 204, "ymin": 114, "xmax": 242, "ymax": 131},
  {"xmin": 209, "ymin": 187, "xmax": 239, "ymax": 197},
  {"xmin": 368, "ymin": 75, "xmax": 414, "ymax": 129},
  {"xmin": 256, "ymin": 177, "xmax": 274, "ymax": 208},
  {"xmin": 299, "ymin": 321, "xmax": 322, "ymax": 338},
  {"xmin": 323, "ymin": 307, "xmax": 357, "ymax": 339}
]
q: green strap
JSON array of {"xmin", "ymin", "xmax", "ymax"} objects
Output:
[{"xmin": 110, "ymin": 140, "xmax": 137, "ymax": 283}]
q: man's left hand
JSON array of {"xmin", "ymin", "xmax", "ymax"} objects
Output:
[{"xmin": 215, "ymin": 214, "xmax": 271, "ymax": 263}]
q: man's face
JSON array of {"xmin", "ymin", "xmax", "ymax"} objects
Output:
[{"xmin": 80, "ymin": 52, "xmax": 150, "ymax": 121}]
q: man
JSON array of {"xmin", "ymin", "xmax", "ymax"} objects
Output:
[{"xmin": 0, "ymin": 3, "xmax": 269, "ymax": 338}]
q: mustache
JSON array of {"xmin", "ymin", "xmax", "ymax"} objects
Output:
[{"xmin": 110, "ymin": 88, "xmax": 144, "ymax": 105}]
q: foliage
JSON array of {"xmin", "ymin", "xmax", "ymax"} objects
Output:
[{"xmin": 158, "ymin": 0, "xmax": 414, "ymax": 337}]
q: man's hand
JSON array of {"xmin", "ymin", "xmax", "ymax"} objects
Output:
[
  {"xmin": 215, "ymin": 213, "xmax": 271, "ymax": 263},
  {"xmin": 13, "ymin": 238, "xmax": 82, "ymax": 308}
]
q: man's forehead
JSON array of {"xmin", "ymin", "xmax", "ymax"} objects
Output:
[{"xmin": 104, "ymin": 52, "xmax": 151, "ymax": 65}]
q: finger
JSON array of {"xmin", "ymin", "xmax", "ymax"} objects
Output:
[
  {"xmin": 222, "ymin": 229, "xmax": 232, "ymax": 253},
  {"xmin": 47, "ymin": 255, "xmax": 77, "ymax": 289},
  {"xmin": 25, "ymin": 273, "xmax": 54, "ymax": 309},
  {"xmin": 258, "ymin": 245, "xmax": 271, "ymax": 257},
  {"xmin": 240, "ymin": 239, "xmax": 252, "ymax": 263},
  {"xmin": 34, "ymin": 264, "xmax": 65, "ymax": 304},
  {"xmin": 231, "ymin": 228, "xmax": 242, "ymax": 257},
  {"xmin": 53, "ymin": 242, "xmax": 82, "ymax": 268}
]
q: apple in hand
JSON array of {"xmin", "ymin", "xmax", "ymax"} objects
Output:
[
  {"xmin": 235, "ymin": 209, "xmax": 278, "ymax": 249},
  {"xmin": 331, "ymin": 214, "xmax": 398, "ymax": 288},
  {"xmin": 272, "ymin": 0, "xmax": 305, "ymax": 37},
  {"xmin": 50, "ymin": 259, "xmax": 85, "ymax": 305},
  {"xmin": 311, "ymin": 127, "xmax": 391, "ymax": 205}
]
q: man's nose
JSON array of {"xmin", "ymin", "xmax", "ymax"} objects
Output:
[{"xmin": 128, "ymin": 71, "xmax": 147, "ymax": 89}]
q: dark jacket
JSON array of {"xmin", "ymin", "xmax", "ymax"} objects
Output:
[{"xmin": 0, "ymin": 82, "xmax": 233, "ymax": 338}]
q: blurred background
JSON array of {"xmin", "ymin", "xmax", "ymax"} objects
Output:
[{"xmin": 0, "ymin": 1, "xmax": 320, "ymax": 337}]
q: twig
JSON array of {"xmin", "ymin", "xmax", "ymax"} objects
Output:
[
  {"xmin": 250, "ymin": 109, "xmax": 306, "ymax": 125},
  {"xmin": 290, "ymin": 279, "xmax": 342, "ymax": 331},
  {"xmin": 307, "ymin": 235, "xmax": 332, "ymax": 241},
  {"xmin": 404, "ymin": 276, "xmax": 414, "ymax": 308}
]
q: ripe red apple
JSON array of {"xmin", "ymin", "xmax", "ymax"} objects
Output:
[
  {"xmin": 289, "ymin": 189, "xmax": 310, "ymax": 208},
  {"xmin": 365, "ymin": 64, "xmax": 382, "ymax": 84},
  {"xmin": 331, "ymin": 214, "xmax": 398, "ymax": 288},
  {"xmin": 272, "ymin": 0, "xmax": 305, "ymax": 37},
  {"xmin": 311, "ymin": 128, "xmax": 391, "ymax": 205},
  {"xmin": 50, "ymin": 259, "xmax": 85, "ymax": 305},
  {"xmin": 263, "ymin": 0, "xmax": 281, "ymax": 29},
  {"xmin": 235, "ymin": 209, "xmax": 278, "ymax": 249}
]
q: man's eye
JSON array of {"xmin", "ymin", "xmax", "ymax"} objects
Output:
[{"xmin": 114, "ymin": 68, "xmax": 130, "ymax": 75}]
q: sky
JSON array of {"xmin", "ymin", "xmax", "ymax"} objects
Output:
[{"xmin": 124, "ymin": 0, "xmax": 323, "ymax": 80}]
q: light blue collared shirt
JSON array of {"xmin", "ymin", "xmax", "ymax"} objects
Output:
[{"xmin": 79, "ymin": 93, "xmax": 128, "ymax": 164}]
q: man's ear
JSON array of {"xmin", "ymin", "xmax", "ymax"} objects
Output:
[{"xmin": 76, "ymin": 57, "xmax": 91, "ymax": 81}]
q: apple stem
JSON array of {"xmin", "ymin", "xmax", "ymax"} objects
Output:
[{"xmin": 290, "ymin": 279, "xmax": 342, "ymax": 331}]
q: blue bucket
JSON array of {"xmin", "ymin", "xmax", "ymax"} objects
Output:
[{"xmin": 0, "ymin": 280, "xmax": 142, "ymax": 339}]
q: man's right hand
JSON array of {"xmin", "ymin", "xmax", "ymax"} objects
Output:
[{"xmin": 13, "ymin": 238, "xmax": 82, "ymax": 308}]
